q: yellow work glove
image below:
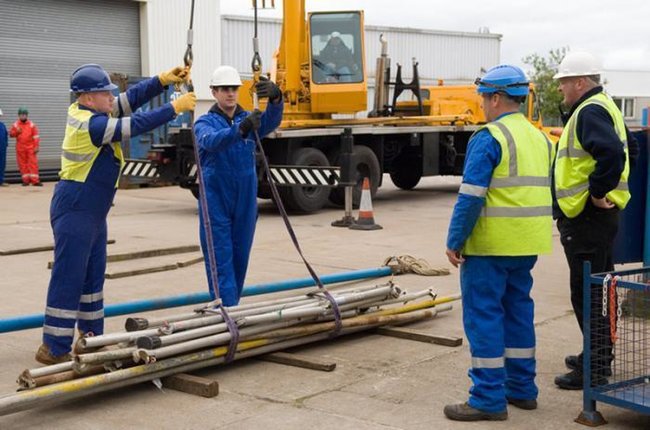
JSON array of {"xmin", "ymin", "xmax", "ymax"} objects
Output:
[
  {"xmin": 158, "ymin": 66, "xmax": 190, "ymax": 86},
  {"xmin": 171, "ymin": 92, "xmax": 196, "ymax": 114}
]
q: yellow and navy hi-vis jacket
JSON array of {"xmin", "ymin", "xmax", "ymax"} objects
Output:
[
  {"xmin": 59, "ymin": 102, "xmax": 126, "ymax": 187},
  {"xmin": 554, "ymin": 92, "xmax": 630, "ymax": 218},
  {"xmin": 59, "ymin": 76, "xmax": 178, "ymax": 187}
]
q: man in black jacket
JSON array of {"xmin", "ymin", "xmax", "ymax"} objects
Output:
[{"xmin": 552, "ymin": 51, "xmax": 638, "ymax": 390}]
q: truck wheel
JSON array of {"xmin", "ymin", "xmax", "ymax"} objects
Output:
[
  {"xmin": 329, "ymin": 145, "xmax": 380, "ymax": 207},
  {"xmin": 278, "ymin": 148, "xmax": 331, "ymax": 213},
  {"xmin": 390, "ymin": 153, "xmax": 422, "ymax": 190}
]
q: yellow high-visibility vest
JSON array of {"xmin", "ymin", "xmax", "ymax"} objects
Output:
[
  {"xmin": 554, "ymin": 92, "xmax": 630, "ymax": 218},
  {"xmin": 59, "ymin": 102, "xmax": 125, "ymax": 187},
  {"xmin": 463, "ymin": 113, "xmax": 554, "ymax": 256}
]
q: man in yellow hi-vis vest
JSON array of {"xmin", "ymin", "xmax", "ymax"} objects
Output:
[
  {"xmin": 552, "ymin": 52, "xmax": 638, "ymax": 390},
  {"xmin": 35, "ymin": 64, "xmax": 196, "ymax": 365},
  {"xmin": 444, "ymin": 65, "xmax": 553, "ymax": 421}
]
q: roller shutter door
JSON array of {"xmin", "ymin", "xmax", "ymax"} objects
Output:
[{"xmin": 0, "ymin": 0, "xmax": 141, "ymax": 179}]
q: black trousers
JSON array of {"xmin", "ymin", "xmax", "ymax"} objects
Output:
[{"xmin": 557, "ymin": 200, "xmax": 619, "ymax": 375}]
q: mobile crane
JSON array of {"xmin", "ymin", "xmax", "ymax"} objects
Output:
[{"xmin": 131, "ymin": 0, "xmax": 547, "ymax": 213}]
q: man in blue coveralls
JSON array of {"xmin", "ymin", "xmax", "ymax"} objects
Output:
[
  {"xmin": 194, "ymin": 66, "xmax": 283, "ymax": 306},
  {"xmin": 443, "ymin": 65, "xmax": 554, "ymax": 421},
  {"xmin": 36, "ymin": 64, "xmax": 197, "ymax": 365},
  {"xmin": 0, "ymin": 109, "xmax": 7, "ymax": 186}
]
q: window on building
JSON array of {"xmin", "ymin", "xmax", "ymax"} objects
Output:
[{"xmin": 613, "ymin": 97, "xmax": 635, "ymax": 119}]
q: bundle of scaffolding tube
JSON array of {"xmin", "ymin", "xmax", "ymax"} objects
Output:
[{"xmin": 0, "ymin": 282, "xmax": 459, "ymax": 416}]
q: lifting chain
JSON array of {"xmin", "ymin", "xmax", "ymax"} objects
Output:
[{"xmin": 602, "ymin": 274, "xmax": 611, "ymax": 317}]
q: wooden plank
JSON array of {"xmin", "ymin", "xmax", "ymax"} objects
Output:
[
  {"xmin": 105, "ymin": 245, "xmax": 199, "ymax": 263},
  {"xmin": 47, "ymin": 245, "xmax": 201, "ymax": 269},
  {"xmin": 3, "ymin": 239, "xmax": 115, "ymax": 256},
  {"xmin": 375, "ymin": 326, "xmax": 463, "ymax": 347},
  {"xmin": 162, "ymin": 373, "xmax": 219, "ymax": 398},
  {"xmin": 104, "ymin": 263, "xmax": 178, "ymax": 279},
  {"xmin": 48, "ymin": 245, "xmax": 199, "ymax": 268},
  {"xmin": 258, "ymin": 352, "xmax": 336, "ymax": 372},
  {"xmin": 177, "ymin": 255, "xmax": 204, "ymax": 268}
]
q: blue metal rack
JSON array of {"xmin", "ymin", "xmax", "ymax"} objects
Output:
[{"xmin": 578, "ymin": 263, "xmax": 650, "ymax": 425}]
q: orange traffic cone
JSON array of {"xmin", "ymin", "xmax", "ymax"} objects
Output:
[{"xmin": 349, "ymin": 177, "xmax": 382, "ymax": 230}]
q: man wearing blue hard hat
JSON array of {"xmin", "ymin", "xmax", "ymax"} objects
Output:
[
  {"xmin": 443, "ymin": 64, "xmax": 554, "ymax": 421},
  {"xmin": 35, "ymin": 63, "xmax": 196, "ymax": 365}
]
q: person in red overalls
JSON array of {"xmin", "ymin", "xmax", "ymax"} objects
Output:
[{"xmin": 9, "ymin": 107, "xmax": 42, "ymax": 186}]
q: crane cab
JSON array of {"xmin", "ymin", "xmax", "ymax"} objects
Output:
[{"xmin": 308, "ymin": 11, "xmax": 367, "ymax": 114}]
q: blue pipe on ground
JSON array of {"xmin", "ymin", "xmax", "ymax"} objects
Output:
[{"xmin": 0, "ymin": 266, "xmax": 392, "ymax": 333}]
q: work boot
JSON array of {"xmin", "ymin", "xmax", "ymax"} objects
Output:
[
  {"xmin": 555, "ymin": 369, "xmax": 608, "ymax": 390},
  {"xmin": 507, "ymin": 397, "xmax": 538, "ymax": 410},
  {"xmin": 565, "ymin": 355, "xmax": 612, "ymax": 377},
  {"xmin": 443, "ymin": 402, "xmax": 507, "ymax": 421},
  {"xmin": 35, "ymin": 344, "xmax": 72, "ymax": 365},
  {"xmin": 565, "ymin": 354, "xmax": 579, "ymax": 370}
]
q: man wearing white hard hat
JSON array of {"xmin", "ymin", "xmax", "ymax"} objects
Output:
[
  {"xmin": 194, "ymin": 66, "xmax": 283, "ymax": 307},
  {"xmin": 552, "ymin": 51, "xmax": 638, "ymax": 390},
  {"xmin": 0, "ymin": 108, "xmax": 7, "ymax": 186}
]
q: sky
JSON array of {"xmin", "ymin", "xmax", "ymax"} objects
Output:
[{"xmin": 220, "ymin": 0, "xmax": 650, "ymax": 72}]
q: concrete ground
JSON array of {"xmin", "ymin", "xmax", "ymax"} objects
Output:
[{"xmin": 0, "ymin": 177, "xmax": 647, "ymax": 429}]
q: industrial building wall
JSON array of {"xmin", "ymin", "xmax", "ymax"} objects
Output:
[
  {"xmin": 364, "ymin": 26, "xmax": 500, "ymax": 83},
  {"xmin": 221, "ymin": 16, "xmax": 283, "ymax": 80},
  {"xmin": 221, "ymin": 15, "xmax": 501, "ymax": 84},
  {"xmin": 139, "ymin": 0, "xmax": 220, "ymax": 116},
  {"xmin": 0, "ymin": 0, "xmax": 141, "ymax": 176}
]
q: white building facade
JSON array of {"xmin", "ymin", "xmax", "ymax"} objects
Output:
[{"xmin": 603, "ymin": 70, "xmax": 650, "ymax": 128}]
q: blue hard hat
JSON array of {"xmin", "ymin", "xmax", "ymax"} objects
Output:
[
  {"xmin": 70, "ymin": 64, "xmax": 118, "ymax": 93},
  {"xmin": 475, "ymin": 64, "xmax": 529, "ymax": 97}
]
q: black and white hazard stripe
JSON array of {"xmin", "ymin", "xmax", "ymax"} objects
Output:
[
  {"xmin": 173, "ymin": 163, "xmax": 339, "ymax": 188},
  {"xmin": 121, "ymin": 159, "xmax": 160, "ymax": 178},
  {"xmin": 268, "ymin": 166, "xmax": 340, "ymax": 187}
]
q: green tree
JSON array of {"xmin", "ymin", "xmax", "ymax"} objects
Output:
[{"xmin": 523, "ymin": 47, "xmax": 568, "ymax": 126}]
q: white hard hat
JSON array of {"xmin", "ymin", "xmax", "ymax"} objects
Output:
[
  {"xmin": 553, "ymin": 51, "xmax": 602, "ymax": 79},
  {"xmin": 210, "ymin": 66, "xmax": 242, "ymax": 87},
  {"xmin": 330, "ymin": 31, "xmax": 341, "ymax": 38}
]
